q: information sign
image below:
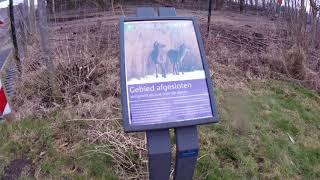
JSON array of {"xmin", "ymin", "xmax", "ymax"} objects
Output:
[{"xmin": 120, "ymin": 17, "xmax": 218, "ymax": 132}]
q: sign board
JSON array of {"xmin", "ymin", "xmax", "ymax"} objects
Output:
[{"xmin": 120, "ymin": 17, "xmax": 218, "ymax": 132}]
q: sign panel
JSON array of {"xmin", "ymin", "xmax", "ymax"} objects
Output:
[{"xmin": 120, "ymin": 17, "xmax": 218, "ymax": 132}]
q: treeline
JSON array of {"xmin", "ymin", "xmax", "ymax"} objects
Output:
[
  {"xmin": 45, "ymin": 0, "xmax": 319, "ymax": 47},
  {"xmin": 46, "ymin": 0, "xmax": 122, "ymax": 12}
]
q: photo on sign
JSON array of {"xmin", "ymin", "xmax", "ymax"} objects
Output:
[
  {"xmin": 122, "ymin": 19, "xmax": 214, "ymax": 127},
  {"xmin": 124, "ymin": 20, "xmax": 206, "ymax": 84}
]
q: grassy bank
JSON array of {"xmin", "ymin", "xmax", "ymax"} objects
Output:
[
  {"xmin": 0, "ymin": 117, "xmax": 117, "ymax": 179},
  {"xmin": 0, "ymin": 80, "xmax": 319, "ymax": 179},
  {"xmin": 196, "ymin": 81, "xmax": 320, "ymax": 179}
]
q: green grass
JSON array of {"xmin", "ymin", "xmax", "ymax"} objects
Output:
[
  {"xmin": 0, "ymin": 119, "xmax": 117, "ymax": 179},
  {"xmin": 0, "ymin": 80, "xmax": 319, "ymax": 179},
  {"xmin": 195, "ymin": 81, "xmax": 320, "ymax": 179}
]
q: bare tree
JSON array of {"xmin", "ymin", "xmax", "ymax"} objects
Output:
[
  {"xmin": 240, "ymin": 0, "xmax": 245, "ymax": 12},
  {"xmin": 215, "ymin": 0, "xmax": 224, "ymax": 10},
  {"xmin": 262, "ymin": 0, "xmax": 266, "ymax": 8},
  {"xmin": 255, "ymin": 0, "xmax": 259, "ymax": 9},
  {"xmin": 249, "ymin": 0, "xmax": 254, "ymax": 6},
  {"xmin": 309, "ymin": 0, "xmax": 320, "ymax": 45},
  {"xmin": 29, "ymin": 0, "xmax": 36, "ymax": 34},
  {"xmin": 23, "ymin": 0, "xmax": 29, "ymax": 30},
  {"xmin": 52, "ymin": 0, "xmax": 56, "ymax": 13}
]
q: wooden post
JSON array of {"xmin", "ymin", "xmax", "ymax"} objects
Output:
[
  {"xmin": 38, "ymin": 0, "xmax": 61, "ymax": 101},
  {"xmin": 8, "ymin": 0, "xmax": 22, "ymax": 74}
]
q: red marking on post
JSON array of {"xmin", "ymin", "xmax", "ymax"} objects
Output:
[{"xmin": 0, "ymin": 87, "xmax": 7, "ymax": 113}]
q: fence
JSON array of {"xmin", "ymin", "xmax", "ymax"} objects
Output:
[
  {"xmin": 0, "ymin": 0, "xmax": 39, "ymax": 117},
  {"xmin": 0, "ymin": 0, "xmax": 319, "ymax": 118}
]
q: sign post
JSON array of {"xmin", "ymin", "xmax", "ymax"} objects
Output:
[
  {"xmin": 158, "ymin": 8, "xmax": 200, "ymax": 180},
  {"xmin": 119, "ymin": 7, "xmax": 219, "ymax": 180},
  {"xmin": 174, "ymin": 126, "xmax": 199, "ymax": 180},
  {"xmin": 137, "ymin": 8, "xmax": 172, "ymax": 180}
]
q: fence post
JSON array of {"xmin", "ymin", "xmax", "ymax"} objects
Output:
[
  {"xmin": 207, "ymin": 0, "xmax": 213, "ymax": 34},
  {"xmin": 8, "ymin": 0, "xmax": 22, "ymax": 74}
]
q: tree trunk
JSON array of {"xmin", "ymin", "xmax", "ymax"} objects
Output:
[
  {"xmin": 311, "ymin": 12, "xmax": 317, "ymax": 44},
  {"xmin": 240, "ymin": 0, "xmax": 245, "ymax": 12},
  {"xmin": 52, "ymin": 0, "xmax": 56, "ymax": 13},
  {"xmin": 23, "ymin": 0, "xmax": 29, "ymax": 31},
  {"xmin": 255, "ymin": 0, "xmax": 258, "ymax": 9},
  {"xmin": 249, "ymin": 0, "xmax": 253, "ymax": 6},
  {"xmin": 300, "ymin": 0, "xmax": 306, "ymax": 32},
  {"xmin": 285, "ymin": 0, "xmax": 289, "ymax": 15},
  {"xmin": 215, "ymin": 0, "xmax": 224, "ymax": 10},
  {"xmin": 29, "ymin": 0, "xmax": 36, "ymax": 34},
  {"xmin": 309, "ymin": 0, "xmax": 320, "ymax": 46},
  {"xmin": 316, "ymin": 16, "xmax": 320, "ymax": 45}
]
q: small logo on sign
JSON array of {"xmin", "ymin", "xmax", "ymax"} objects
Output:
[{"xmin": 178, "ymin": 149, "xmax": 199, "ymax": 158}]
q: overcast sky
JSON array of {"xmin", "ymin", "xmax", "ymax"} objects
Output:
[{"xmin": 0, "ymin": 0, "xmax": 38, "ymax": 9}]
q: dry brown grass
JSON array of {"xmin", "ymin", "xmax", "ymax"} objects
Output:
[
  {"xmin": 200, "ymin": 17, "xmax": 320, "ymax": 93},
  {"xmin": 12, "ymin": 19, "xmax": 149, "ymax": 179},
  {"xmin": 10, "ymin": 5, "xmax": 320, "ymax": 179}
]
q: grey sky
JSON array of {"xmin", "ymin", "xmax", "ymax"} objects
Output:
[{"xmin": 0, "ymin": 0, "xmax": 38, "ymax": 9}]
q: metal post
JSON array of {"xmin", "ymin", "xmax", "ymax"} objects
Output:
[
  {"xmin": 207, "ymin": 0, "xmax": 213, "ymax": 33},
  {"xmin": 174, "ymin": 126, "xmax": 199, "ymax": 180},
  {"xmin": 136, "ymin": 7, "xmax": 172, "ymax": 180},
  {"xmin": 146, "ymin": 130, "xmax": 172, "ymax": 180},
  {"xmin": 158, "ymin": 7, "xmax": 200, "ymax": 180},
  {"xmin": 8, "ymin": 0, "xmax": 22, "ymax": 73}
]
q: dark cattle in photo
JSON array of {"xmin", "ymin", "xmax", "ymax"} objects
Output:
[
  {"xmin": 167, "ymin": 44, "xmax": 189, "ymax": 75},
  {"xmin": 149, "ymin": 41, "xmax": 167, "ymax": 78}
]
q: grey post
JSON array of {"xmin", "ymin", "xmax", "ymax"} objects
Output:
[
  {"xmin": 158, "ymin": 7, "xmax": 200, "ymax": 180},
  {"xmin": 174, "ymin": 126, "xmax": 199, "ymax": 180},
  {"xmin": 136, "ymin": 7, "xmax": 172, "ymax": 180},
  {"xmin": 207, "ymin": 0, "xmax": 213, "ymax": 33},
  {"xmin": 146, "ymin": 129, "xmax": 172, "ymax": 180}
]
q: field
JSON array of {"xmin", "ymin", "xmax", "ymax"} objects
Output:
[
  {"xmin": 1, "ymin": 81, "xmax": 319, "ymax": 179},
  {"xmin": 0, "ymin": 1, "xmax": 320, "ymax": 179}
]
